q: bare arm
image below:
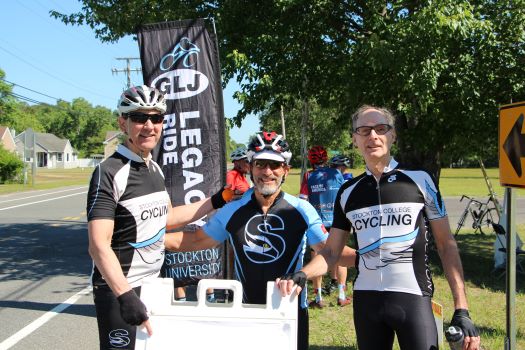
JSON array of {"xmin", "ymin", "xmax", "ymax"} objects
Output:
[
  {"xmin": 165, "ymin": 227, "xmax": 220, "ymax": 252},
  {"xmin": 88, "ymin": 219, "xmax": 132, "ymax": 296},
  {"xmin": 307, "ymin": 227, "xmax": 355, "ymax": 278},
  {"xmin": 166, "ymin": 199, "xmax": 215, "ymax": 228},
  {"xmin": 88, "ymin": 219, "xmax": 153, "ymax": 335},
  {"xmin": 431, "ymin": 216, "xmax": 468, "ymax": 309},
  {"xmin": 277, "ymin": 227, "xmax": 354, "ymax": 295}
]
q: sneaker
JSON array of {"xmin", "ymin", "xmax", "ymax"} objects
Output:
[
  {"xmin": 309, "ymin": 299, "xmax": 325, "ymax": 308},
  {"xmin": 337, "ymin": 296, "xmax": 352, "ymax": 307},
  {"xmin": 322, "ymin": 280, "xmax": 338, "ymax": 295}
]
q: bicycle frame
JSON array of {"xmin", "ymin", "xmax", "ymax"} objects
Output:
[{"xmin": 454, "ymin": 195, "xmax": 498, "ymax": 236}]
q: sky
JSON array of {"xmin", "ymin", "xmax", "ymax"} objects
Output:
[{"xmin": 0, "ymin": 0, "xmax": 259, "ymax": 145}]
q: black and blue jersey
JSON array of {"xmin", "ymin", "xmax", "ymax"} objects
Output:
[{"xmin": 204, "ymin": 188, "xmax": 328, "ymax": 307}]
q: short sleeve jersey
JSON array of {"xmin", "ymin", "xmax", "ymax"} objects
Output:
[
  {"xmin": 306, "ymin": 166, "xmax": 345, "ymax": 228},
  {"xmin": 226, "ymin": 168, "xmax": 250, "ymax": 193},
  {"xmin": 86, "ymin": 145, "xmax": 170, "ymax": 288},
  {"xmin": 332, "ymin": 158, "xmax": 447, "ymax": 296},
  {"xmin": 203, "ymin": 189, "xmax": 328, "ymax": 307}
]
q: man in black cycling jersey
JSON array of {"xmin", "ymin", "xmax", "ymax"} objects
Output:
[
  {"xmin": 277, "ymin": 105, "xmax": 481, "ymax": 350},
  {"xmin": 165, "ymin": 131, "xmax": 356, "ymax": 350},
  {"xmin": 86, "ymin": 85, "xmax": 230, "ymax": 350}
]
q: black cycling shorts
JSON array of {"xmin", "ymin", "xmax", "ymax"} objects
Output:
[
  {"xmin": 93, "ymin": 285, "xmax": 141, "ymax": 350},
  {"xmin": 353, "ymin": 291, "xmax": 438, "ymax": 350}
]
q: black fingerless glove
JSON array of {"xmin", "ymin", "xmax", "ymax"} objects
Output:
[
  {"xmin": 450, "ymin": 308, "xmax": 479, "ymax": 337},
  {"xmin": 211, "ymin": 188, "xmax": 227, "ymax": 209},
  {"xmin": 279, "ymin": 271, "xmax": 307, "ymax": 289},
  {"xmin": 117, "ymin": 289, "xmax": 149, "ymax": 326}
]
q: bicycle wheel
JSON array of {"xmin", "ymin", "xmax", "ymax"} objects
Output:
[
  {"xmin": 479, "ymin": 208, "xmax": 498, "ymax": 235},
  {"xmin": 455, "ymin": 209, "xmax": 469, "ymax": 236}
]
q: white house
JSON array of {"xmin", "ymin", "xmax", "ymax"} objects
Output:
[{"xmin": 15, "ymin": 130, "xmax": 78, "ymax": 169}]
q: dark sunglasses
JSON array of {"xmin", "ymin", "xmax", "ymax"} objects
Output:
[
  {"xmin": 353, "ymin": 124, "xmax": 393, "ymax": 136},
  {"xmin": 253, "ymin": 159, "xmax": 285, "ymax": 170},
  {"xmin": 125, "ymin": 112, "xmax": 164, "ymax": 124}
]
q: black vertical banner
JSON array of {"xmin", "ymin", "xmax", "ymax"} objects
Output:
[{"xmin": 138, "ymin": 19, "xmax": 226, "ymax": 285}]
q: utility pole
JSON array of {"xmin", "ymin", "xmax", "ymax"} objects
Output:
[{"xmin": 112, "ymin": 57, "xmax": 142, "ymax": 88}]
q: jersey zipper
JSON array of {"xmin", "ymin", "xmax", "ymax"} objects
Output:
[{"xmin": 375, "ymin": 175, "xmax": 384, "ymax": 290}]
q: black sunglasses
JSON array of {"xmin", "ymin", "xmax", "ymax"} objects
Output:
[
  {"xmin": 253, "ymin": 159, "xmax": 285, "ymax": 170},
  {"xmin": 353, "ymin": 124, "xmax": 393, "ymax": 136},
  {"xmin": 124, "ymin": 112, "xmax": 164, "ymax": 124}
]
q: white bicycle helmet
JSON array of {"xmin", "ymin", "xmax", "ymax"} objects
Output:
[
  {"xmin": 117, "ymin": 85, "xmax": 167, "ymax": 115},
  {"xmin": 247, "ymin": 131, "xmax": 292, "ymax": 164},
  {"xmin": 230, "ymin": 147, "xmax": 248, "ymax": 161}
]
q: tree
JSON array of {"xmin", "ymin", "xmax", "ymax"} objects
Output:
[
  {"xmin": 0, "ymin": 144, "xmax": 24, "ymax": 183},
  {"xmin": 52, "ymin": 1, "xmax": 525, "ymax": 179}
]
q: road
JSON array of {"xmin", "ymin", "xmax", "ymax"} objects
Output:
[
  {"xmin": 0, "ymin": 186, "xmax": 523, "ymax": 349},
  {"xmin": 0, "ymin": 186, "xmax": 97, "ymax": 350}
]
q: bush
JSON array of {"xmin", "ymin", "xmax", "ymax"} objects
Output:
[{"xmin": 0, "ymin": 145, "xmax": 24, "ymax": 183}]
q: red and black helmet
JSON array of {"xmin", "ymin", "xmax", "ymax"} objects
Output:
[
  {"xmin": 307, "ymin": 145, "xmax": 328, "ymax": 165},
  {"xmin": 247, "ymin": 131, "xmax": 292, "ymax": 164}
]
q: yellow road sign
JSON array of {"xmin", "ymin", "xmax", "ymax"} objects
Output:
[{"xmin": 499, "ymin": 102, "xmax": 525, "ymax": 188}]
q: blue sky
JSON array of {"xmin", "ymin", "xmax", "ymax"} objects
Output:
[{"xmin": 0, "ymin": 1, "xmax": 259, "ymax": 144}]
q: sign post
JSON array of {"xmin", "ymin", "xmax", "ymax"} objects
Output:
[{"xmin": 498, "ymin": 102, "xmax": 525, "ymax": 349}]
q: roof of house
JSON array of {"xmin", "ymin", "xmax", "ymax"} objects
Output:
[
  {"xmin": 0, "ymin": 126, "xmax": 10, "ymax": 140},
  {"xmin": 15, "ymin": 130, "xmax": 76, "ymax": 153}
]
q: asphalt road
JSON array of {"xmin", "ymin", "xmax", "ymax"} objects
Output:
[{"xmin": 0, "ymin": 186, "xmax": 523, "ymax": 349}]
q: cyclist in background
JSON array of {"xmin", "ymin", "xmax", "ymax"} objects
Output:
[
  {"xmin": 278, "ymin": 105, "xmax": 480, "ymax": 350},
  {"xmin": 87, "ymin": 85, "xmax": 230, "ymax": 350},
  {"xmin": 329, "ymin": 155, "xmax": 353, "ymax": 181},
  {"xmin": 226, "ymin": 146, "xmax": 250, "ymax": 195},
  {"xmin": 302, "ymin": 146, "xmax": 351, "ymax": 307}
]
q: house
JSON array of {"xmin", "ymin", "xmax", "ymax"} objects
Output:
[
  {"xmin": 0, "ymin": 125, "xmax": 16, "ymax": 152},
  {"xmin": 103, "ymin": 130, "xmax": 123, "ymax": 159},
  {"xmin": 14, "ymin": 130, "xmax": 78, "ymax": 169}
]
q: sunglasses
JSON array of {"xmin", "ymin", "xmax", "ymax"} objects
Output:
[
  {"xmin": 125, "ymin": 112, "xmax": 164, "ymax": 124},
  {"xmin": 353, "ymin": 124, "xmax": 393, "ymax": 136},
  {"xmin": 253, "ymin": 159, "xmax": 285, "ymax": 170}
]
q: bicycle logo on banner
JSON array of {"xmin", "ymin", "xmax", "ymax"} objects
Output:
[{"xmin": 160, "ymin": 37, "xmax": 200, "ymax": 71}]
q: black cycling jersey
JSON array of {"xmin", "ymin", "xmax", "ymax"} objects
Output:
[
  {"xmin": 332, "ymin": 158, "xmax": 446, "ymax": 296},
  {"xmin": 204, "ymin": 188, "xmax": 328, "ymax": 307},
  {"xmin": 87, "ymin": 144, "xmax": 170, "ymax": 288}
]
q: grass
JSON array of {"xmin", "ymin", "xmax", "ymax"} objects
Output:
[
  {"xmin": 308, "ymin": 227, "xmax": 525, "ymax": 350},
  {"xmin": 0, "ymin": 168, "xmax": 92, "ymax": 194},
  {"xmin": 1, "ymin": 166, "xmax": 524, "ymax": 349},
  {"xmin": 0, "ymin": 166, "xmax": 519, "ymax": 198}
]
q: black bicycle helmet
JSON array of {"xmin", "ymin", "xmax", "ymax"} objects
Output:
[{"xmin": 247, "ymin": 131, "xmax": 292, "ymax": 164}]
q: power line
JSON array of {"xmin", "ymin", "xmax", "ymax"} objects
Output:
[
  {"xmin": 0, "ymin": 44, "xmax": 111, "ymax": 101},
  {"xmin": 1, "ymin": 78, "xmax": 62, "ymax": 102}
]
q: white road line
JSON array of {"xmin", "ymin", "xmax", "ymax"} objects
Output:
[
  {"xmin": 0, "ymin": 191, "xmax": 87, "ymax": 211},
  {"xmin": 0, "ymin": 186, "xmax": 88, "ymax": 204},
  {"xmin": 0, "ymin": 286, "xmax": 92, "ymax": 350}
]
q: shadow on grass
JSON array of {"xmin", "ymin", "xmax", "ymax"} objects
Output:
[{"xmin": 430, "ymin": 233, "xmax": 525, "ymax": 293}]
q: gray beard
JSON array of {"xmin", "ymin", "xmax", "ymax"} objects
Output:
[{"xmin": 255, "ymin": 175, "xmax": 283, "ymax": 196}]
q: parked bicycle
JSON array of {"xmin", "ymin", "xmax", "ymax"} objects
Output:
[{"xmin": 454, "ymin": 195, "xmax": 499, "ymax": 236}]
